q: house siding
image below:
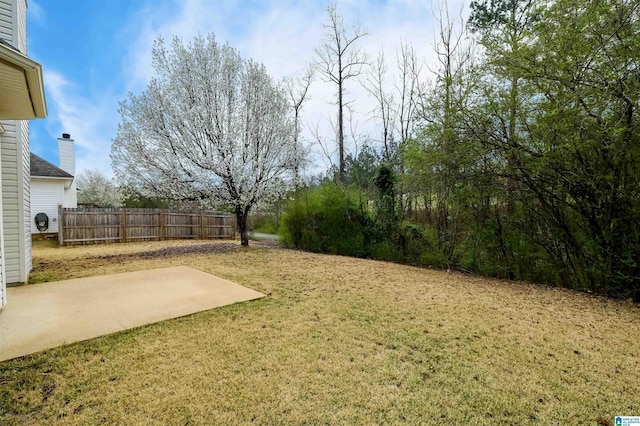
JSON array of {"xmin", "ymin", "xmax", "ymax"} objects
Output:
[
  {"xmin": 0, "ymin": 0, "xmax": 30, "ymax": 285},
  {"xmin": 19, "ymin": 0, "xmax": 29, "ymax": 280},
  {"xmin": 0, "ymin": 0, "xmax": 12, "ymax": 42},
  {"xmin": 1, "ymin": 120, "xmax": 22, "ymax": 283},
  {"xmin": 31, "ymin": 179, "xmax": 64, "ymax": 234},
  {"xmin": 20, "ymin": 120, "xmax": 29, "ymax": 276},
  {"xmin": 15, "ymin": 0, "xmax": 26, "ymax": 53},
  {"xmin": 0, "ymin": 128, "xmax": 5, "ymax": 307}
]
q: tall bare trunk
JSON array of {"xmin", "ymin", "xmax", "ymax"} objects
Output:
[{"xmin": 338, "ymin": 72, "xmax": 345, "ymax": 183}]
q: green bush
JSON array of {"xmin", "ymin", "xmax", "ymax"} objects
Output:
[
  {"xmin": 251, "ymin": 213, "xmax": 279, "ymax": 234},
  {"xmin": 280, "ymin": 184, "xmax": 371, "ymax": 257},
  {"xmin": 412, "ymin": 226, "xmax": 448, "ymax": 269},
  {"xmin": 372, "ymin": 240, "xmax": 403, "ymax": 263},
  {"xmin": 280, "ymin": 183, "xmax": 451, "ymax": 268}
]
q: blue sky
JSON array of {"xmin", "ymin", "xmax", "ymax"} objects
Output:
[{"xmin": 27, "ymin": 0, "xmax": 466, "ymax": 179}]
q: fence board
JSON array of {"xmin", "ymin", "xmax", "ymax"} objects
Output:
[{"xmin": 59, "ymin": 208, "xmax": 236, "ymax": 246}]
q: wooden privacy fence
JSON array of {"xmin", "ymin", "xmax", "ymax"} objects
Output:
[{"xmin": 58, "ymin": 207, "xmax": 236, "ymax": 246}]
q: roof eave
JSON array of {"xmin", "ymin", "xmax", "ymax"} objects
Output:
[
  {"xmin": 31, "ymin": 175, "xmax": 74, "ymax": 180},
  {"xmin": 0, "ymin": 43, "xmax": 47, "ymax": 119}
]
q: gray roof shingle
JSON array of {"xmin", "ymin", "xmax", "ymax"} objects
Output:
[
  {"xmin": 30, "ymin": 153, "xmax": 73, "ymax": 178},
  {"xmin": 0, "ymin": 38, "xmax": 20, "ymax": 53}
]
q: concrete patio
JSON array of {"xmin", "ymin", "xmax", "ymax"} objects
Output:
[{"xmin": 0, "ymin": 266, "xmax": 265, "ymax": 362}]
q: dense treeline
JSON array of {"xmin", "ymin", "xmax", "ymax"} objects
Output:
[{"xmin": 281, "ymin": 0, "xmax": 640, "ymax": 301}]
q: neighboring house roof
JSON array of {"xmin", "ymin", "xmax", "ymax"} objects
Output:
[
  {"xmin": 30, "ymin": 153, "xmax": 73, "ymax": 179},
  {"xmin": 0, "ymin": 37, "xmax": 47, "ymax": 119}
]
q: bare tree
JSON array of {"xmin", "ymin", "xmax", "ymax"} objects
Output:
[
  {"xmin": 362, "ymin": 49, "xmax": 395, "ymax": 161},
  {"xmin": 309, "ymin": 120, "xmax": 336, "ymax": 172},
  {"xmin": 395, "ymin": 41, "xmax": 423, "ymax": 150},
  {"xmin": 428, "ymin": 0, "xmax": 475, "ymax": 129},
  {"xmin": 315, "ymin": 2, "xmax": 368, "ymax": 183},
  {"xmin": 389, "ymin": 41, "xmax": 425, "ymax": 217},
  {"xmin": 111, "ymin": 35, "xmax": 298, "ymax": 246},
  {"xmin": 362, "ymin": 42, "xmax": 423, "ymax": 163},
  {"xmin": 283, "ymin": 64, "xmax": 314, "ymax": 188}
]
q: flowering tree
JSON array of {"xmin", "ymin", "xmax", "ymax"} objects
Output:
[
  {"xmin": 111, "ymin": 35, "xmax": 300, "ymax": 245},
  {"xmin": 77, "ymin": 169, "xmax": 122, "ymax": 208}
]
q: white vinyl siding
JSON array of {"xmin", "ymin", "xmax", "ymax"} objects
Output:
[
  {"xmin": 0, "ymin": 128, "xmax": 5, "ymax": 306},
  {"xmin": 0, "ymin": 0, "xmax": 30, "ymax": 284},
  {"xmin": 31, "ymin": 179, "xmax": 64, "ymax": 234},
  {"xmin": 1, "ymin": 121, "xmax": 30, "ymax": 284},
  {"xmin": 0, "ymin": 0, "xmax": 12, "ymax": 42},
  {"xmin": 0, "ymin": 0, "xmax": 29, "ymax": 298},
  {"xmin": 0, "ymin": 0, "xmax": 26, "ymax": 52},
  {"xmin": 19, "ymin": 120, "xmax": 29, "ymax": 275},
  {"xmin": 15, "ymin": 0, "xmax": 26, "ymax": 53},
  {"xmin": 19, "ymin": 0, "xmax": 29, "ymax": 279},
  {"xmin": 1, "ymin": 119, "xmax": 21, "ymax": 283}
]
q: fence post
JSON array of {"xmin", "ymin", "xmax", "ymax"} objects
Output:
[
  {"xmin": 58, "ymin": 204, "xmax": 64, "ymax": 246},
  {"xmin": 159, "ymin": 211, "xmax": 165, "ymax": 240},
  {"xmin": 121, "ymin": 210, "xmax": 127, "ymax": 243},
  {"xmin": 200, "ymin": 212, "xmax": 205, "ymax": 239}
]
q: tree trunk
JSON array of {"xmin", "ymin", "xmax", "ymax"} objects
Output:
[
  {"xmin": 338, "ymin": 79, "xmax": 345, "ymax": 183},
  {"xmin": 236, "ymin": 205, "xmax": 249, "ymax": 246}
]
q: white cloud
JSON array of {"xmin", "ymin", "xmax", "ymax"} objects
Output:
[
  {"xmin": 43, "ymin": 70, "xmax": 119, "ymax": 178},
  {"xmin": 121, "ymin": 0, "xmax": 240, "ymax": 92},
  {"xmin": 42, "ymin": 0, "xmax": 470, "ymax": 179},
  {"xmin": 27, "ymin": 0, "xmax": 45, "ymax": 24}
]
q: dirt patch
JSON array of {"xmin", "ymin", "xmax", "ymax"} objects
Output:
[
  {"xmin": 90, "ymin": 240, "xmax": 283, "ymax": 261},
  {"xmin": 93, "ymin": 242, "xmax": 240, "ymax": 260},
  {"xmin": 36, "ymin": 239, "xmax": 282, "ymax": 261},
  {"xmin": 30, "ymin": 239, "xmax": 283, "ymax": 283}
]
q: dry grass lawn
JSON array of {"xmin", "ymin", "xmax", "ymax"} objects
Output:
[{"xmin": 1, "ymin": 239, "xmax": 639, "ymax": 425}]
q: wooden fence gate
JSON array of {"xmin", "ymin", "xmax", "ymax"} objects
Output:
[{"xmin": 58, "ymin": 207, "xmax": 236, "ymax": 246}]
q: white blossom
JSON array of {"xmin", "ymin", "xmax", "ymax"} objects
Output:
[
  {"xmin": 77, "ymin": 169, "xmax": 123, "ymax": 208},
  {"xmin": 111, "ymin": 35, "xmax": 300, "ymax": 245}
]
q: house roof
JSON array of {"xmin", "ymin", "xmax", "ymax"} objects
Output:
[
  {"xmin": 0, "ymin": 37, "xmax": 47, "ymax": 119},
  {"xmin": 30, "ymin": 153, "xmax": 73, "ymax": 179},
  {"xmin": 0, "ymin": 38, "xmax": 18, "ymax": 51}
]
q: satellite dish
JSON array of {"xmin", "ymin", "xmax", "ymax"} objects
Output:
[{"xmin": 35, "ymin": 213, "xmax": 49, "ymax": 232}]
